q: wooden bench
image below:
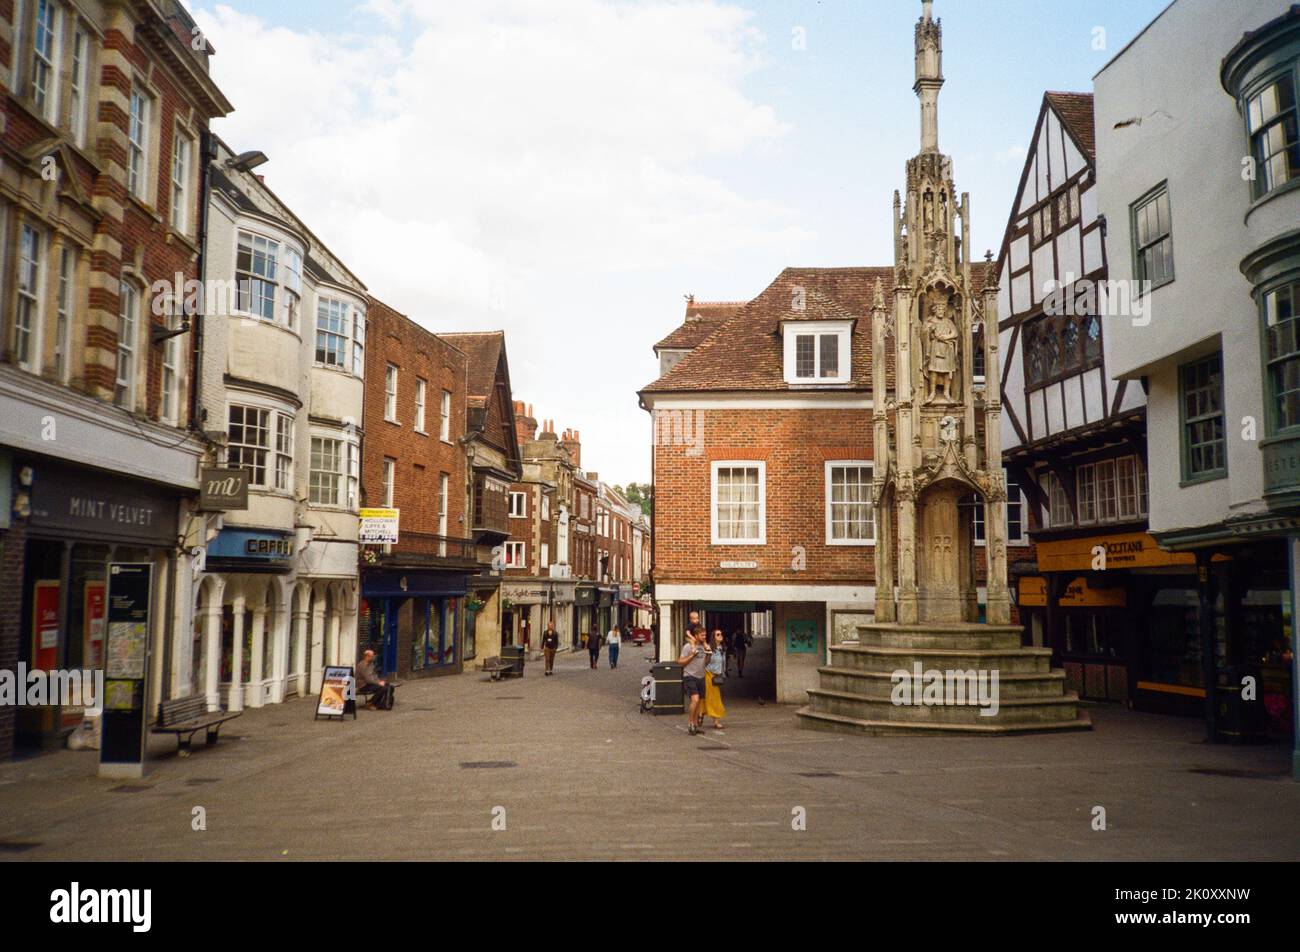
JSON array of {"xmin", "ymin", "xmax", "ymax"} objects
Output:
[
  {"xmin": 480, "ymin": 656, "xmax": 511, "ymax": 681},
  {"xmin": 151, "ymin": 695, "xmax": 241, "ymax": 750}
]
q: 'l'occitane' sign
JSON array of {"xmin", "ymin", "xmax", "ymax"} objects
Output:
[{"xmin": 1036, "ymin": 532, "xmax": 1196, "ymax": 573}]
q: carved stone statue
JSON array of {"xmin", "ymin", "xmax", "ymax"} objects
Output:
[{"xmin": 923, "ymin": 294, "xmax": 958, "ymax": 403}]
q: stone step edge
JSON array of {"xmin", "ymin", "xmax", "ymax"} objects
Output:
[
  {"xmin": 806, "ymin": 688, "xmax": 1083, "ymax": 707},
  {"xmin": 832, "ymin": 645, "xmax": 1054, "ymax": 658},
  {"xmin": 816, "ymin": 666, "xmax": 1065, "ymax": 682},
  {"xmin": 795, "ymin": 706, "xmax": 1094, "ymax": 734}
]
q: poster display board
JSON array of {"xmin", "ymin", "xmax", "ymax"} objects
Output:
[
  {"xmin": 99, "ymin": 563, "xmax": 152, "ymax": 778},
  {"xmin": 358, "ymin": 508, "xmax": 400, "ymax": 545},
  {"xmin": 315, "ymin": 666, "xmax": 357, "ymax": 720}
]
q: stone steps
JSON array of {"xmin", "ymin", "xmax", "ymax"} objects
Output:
[
  {"xmin": 829, "ymin": 644, "xmax": 1055, "ymax": 675},
  {"xmin": 795, "ymin": 705, "xmax": 1094, "ymax": 736},
  {"xmin": 805, "ymin": 687, "xmax": 1083, "ymax": 726},
  {"xmin": 816, "ymin": 666, "xmax": 1067, "ymax": 700},
  {"xmin": 855, "ymin": 622, "xmax": 1025, "ymax": 651}
]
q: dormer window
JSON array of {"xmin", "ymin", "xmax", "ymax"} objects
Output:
[{"xmin": 782, "ymin": 320, "xmax": 852, "ymax": 385}]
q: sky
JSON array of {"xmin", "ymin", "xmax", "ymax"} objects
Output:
[{"xmin": 186, "ymin": 0, "xmax": 1173, "ymax": 486}]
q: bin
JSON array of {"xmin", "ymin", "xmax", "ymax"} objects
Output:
[
  {"xmin": 650, "ymin": 662, "xmax": 683, "ymax": 715},
  {"xmin": 501, "ymin": 644, "xmax": 526, "ymax": 677}
]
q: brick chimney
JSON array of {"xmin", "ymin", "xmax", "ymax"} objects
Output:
[
  {"xmin": 539, "ymin": 418, "xmax": 557, "ymax": 441},
  {"xmin": 514, "ymin": 401, "xmax": 537, "ymax": 446},
  {"xmin": 560, "ymin": 428, "xmax": 581, "ymax": 467}
]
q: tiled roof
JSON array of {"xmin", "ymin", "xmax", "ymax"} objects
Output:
[
  {"xmin": 441, "ymin": 331, "xmax": 505, "ymax": 399},
  {"xmin": 641, "ymin": 264, "xmax": 993, "ymax": 394},
  {"xmin": 1045, "ymin": 91, "xmax": 1095, "ymax": 161},
  {"xmin": 654, "ymin": 301, "xmax": 746, "ymax": 351}
]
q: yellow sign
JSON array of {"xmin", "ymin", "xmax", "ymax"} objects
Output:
[
  {"xmin": 1019, "ymin": 577, "xmax": 1047, "ymax": 607},
  {"xmin": 1036, "ymin": 532, "xmax": 1196, "ymax": 573},
  {"xmin": 1059, "ymin": 576, "xmax": 1126, "ymax": 608}
]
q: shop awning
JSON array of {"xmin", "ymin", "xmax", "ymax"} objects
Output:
[{"xmin": 620, "ymin": 598, "xmax": 651, "ymax": 610}]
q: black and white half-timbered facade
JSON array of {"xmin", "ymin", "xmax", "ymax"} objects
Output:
[{"xmin": 994, "ymin": 92, "xmax": 1205, "ymax": 715}]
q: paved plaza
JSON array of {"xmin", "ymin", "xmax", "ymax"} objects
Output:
[{"xmin": 1, "ymin": 645, "xmax": 1297, "ymax": 861}]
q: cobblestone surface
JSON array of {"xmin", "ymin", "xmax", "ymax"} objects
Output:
[{"xmin": 1, "ymin": 645, "xmax": 1297, "ymax": 860}]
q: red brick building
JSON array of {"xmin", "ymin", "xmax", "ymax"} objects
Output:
[
  {"xmin": 357, "ymin": 297, "xmax": 476, "ymax": 678},
  {"xmin": 1, "ymin": 0, "xmax": 232, "ymax": 758}
]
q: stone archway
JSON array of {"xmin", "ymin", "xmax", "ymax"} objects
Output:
[{"xmin": 914, "ymin": 478, "xmax": 979, "ymax": 623}]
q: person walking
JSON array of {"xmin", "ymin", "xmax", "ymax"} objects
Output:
[
  {"xmin": 607, "ymin": 624, "xmax": 622, "ymax": 669},
  {"xmin": 588, "ymin": 628, "xmax": 602, "ymax": 669},
  {"xmin": 677, "ymin": 626, "xmax": 709, "ymax": 734},
  {"xmin": 733, "ymin": 629, "xmax": 752, "ymax": 677},
  {"xmin": 701, "ymin": 629, "xmax": 727, "ymax": 729},
  {"xmin": 541, "ymin": 622, "xmax": 560, "ymax": 676}
]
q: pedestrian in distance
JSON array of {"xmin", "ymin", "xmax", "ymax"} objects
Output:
[
  {"xmin": 356, "ymin": 648, "xmax": 394, "ymax": 710},
  {"xmin": 702, "ymin": 629, "xmax": 727, "ymax": 729},
  {"xmin": 733, "ymin": 629, "xmax": 752, "ymax": 678},
  {"xmin": 588, "ymin": 629, "xmax": 602, "ymax": 669},
  {"xmin": 542, "ymin": 622, "xmax": 560, "ymax": 675},
  {"xmin": 678, "ymin": 625, "xmax": 709, "ymax": 735},
  {"xmin": 607, "ymin": 624, "xmax": 621, "ymax": 669}
]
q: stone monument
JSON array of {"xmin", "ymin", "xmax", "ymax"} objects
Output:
[{"xmin": 797, "ymin": 1, "xmax": 1090, "ymax": 734}]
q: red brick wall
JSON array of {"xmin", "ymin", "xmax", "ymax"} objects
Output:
[
  {"xmin": 653, "ymin": 408, "xmax": 875, "ymax": 585},
  {"xmin": 361, "ymin": 299, "xmax": 468, "ymax": 548}
]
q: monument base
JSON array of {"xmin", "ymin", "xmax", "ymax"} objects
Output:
[{"xmin": 795, "ymin": 622, "xmax": 1092, "ymax": 736}]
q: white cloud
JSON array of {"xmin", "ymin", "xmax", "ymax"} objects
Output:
[{"xmin": 193, "ymin": 0, "xmax": 808, "ymax": 482}]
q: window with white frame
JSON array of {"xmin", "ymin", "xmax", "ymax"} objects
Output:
[
  {"xmin": 315, "ymin": 297, "xmax": 348, "ymax": 367},
  {"xmin": 541, "ymin": 543, "xmax": 549, "ymax": 569},
  {"xmin": 440, "ymin": 389, "xmax": 451, "ymax": 441},
  {"xmin": 227, "ymin": 405, "xmax": 270, "ymax": 486},
  {"xmin": 69, "ymin": 24, "xmax": 88, "ymax": 146},
  {"xmin": 1075, "ymin": 456, "xmax": 1147, "ymax": 526},
  {"xmin": 505, "ymin": 541, "xmax": 525, "ymax": 568},
  {"xmin": 383, "ymin": 457, "xmax": 396, "ymax": 506},
  {"xmin": 16, "ymin": 223, "xmax": 43, "ymax": 372},
  {"xmin": 969, "ymin": 472, "xmax": 1028, "ymax": 545},
  {"xmin": 825, "ymin": 461, "xmax": 874, "ymax": 544},
  {"xmin": 384, "ymin": 365, "xmax": 399, "ymax": 422},
  {"xmin": 170, "ymin": 128, "xmax": 191, "ymax": 233},
  {"xmin": 784, "ymin": 321, "xmax": 851, "ymax": 384},
  {"xmin": 438, "ymin": 472, "xmax": 449, "ymax": 539},
  {"xmin": 273, "ymin": 412, "xmax": 293, "ymax": 491},
  {"xmin": 352, "ymin": 305, "xmax": 366, "ymax": 376},
  {"xmin": 54, "ymin": 245, "xmax": 74, "ymax": 383},
  {"xmin": 509, "ymin": 492, "xmax": 527, "ymax": 518},
  {"xmin": 31, "ymin": 0, "xmax": 61, "ymax": 123},
  {"xmin": 1047, "ymin": 471, "xmax": 1072, "ymax": 527},
  {"xmin": 282, "ymin": 248, "xmax": 302, "ymax": 328},
  {"xmin": 414, "ymin": 378, "xmax": 427, "ymax": 432},
  {"xmin": 309, "ymin": 434, "xmax": 359, "ymax": 508},
  {"xmin": 114, "ymin": 280, "xmax": 139, "ymax": 408},
  {"xmin": 160, "ymin": 299, "xmax": 183, "ymax": 424},
  {"xmin": 236, "ymin": 231, "xmax": 278, "ymax": 320},
  {"xmin": 1117, "ymin": 455, "xmax": 1149, "ymax": 520},
  {"xmin": 127, "ymin": 86, "xmax": 150, "ymax": 200},
  {"xmin": 712, "ymin": 462, "xmax": 765, "ymax": 544}
]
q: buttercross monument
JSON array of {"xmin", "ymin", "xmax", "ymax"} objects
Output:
[{"xmin": 797, "ymin": 0, "xmax": 1090, "ymax": 735}]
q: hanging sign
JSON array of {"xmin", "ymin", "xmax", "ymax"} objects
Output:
[{"xmin": 359, "ymin": 508, "xmax": 400, "ymax": 544}]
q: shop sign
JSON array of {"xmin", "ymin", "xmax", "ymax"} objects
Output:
[
  {"xmin": 1059, "ymin": 576, "xmax": 1126, "ymax": 608},
  {"xmin": 199, "ymin": 468, "xmax": 249, "ymax": 510},
  {"xmin": 1018, "ymin": 576, "xmax": 1047, "ymax": 607},
  {"xmin": 359, "ymin": 507, "xmax": 400, "ymax": 544},
  {"xmin": 32, "ymin": 580, "xmax": 60, "ymax": 670},
  {"xmin": 29, "ymin": 462, "xmax": 176, "ymax": 546},
  {"xmin": 502, "ymin": 583, "xmax": 548, "ymax": 603},
  {"xmin": 1037, "ymin": 532, "xmax": 1195, "ymax": 573},
  {"xmin": 100, "ymin": 563, "xmax": 152, "ymax": 778},
  {"xmin": 207, "ymin": 529, "xmax": 295, "ymax": 564},
  {"xmin": 1263, "ymin": 436, "xmax": 1300, "ymax": 493},
  {"xmin": 315, "ymin": 666, "xmax": 356, "ymax": 720},
  {"xmin": 720, "ymin": 560, "xmax": 758, "ymax": 569}
]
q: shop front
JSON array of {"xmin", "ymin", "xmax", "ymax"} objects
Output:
[
  {"xmin": 12, "ymin": 456, "xmax": 184, "ymax": 749},
  {"xmin": 360, "ymin": 568, "xmax": 470, "ymax": 679},
  {"xmin": 574, "ymin": 584, "xmax": 596, "ymax": 650},
  {"xmin": 501, "ymin": 580, "xmax": 576, "ymax": 652}
]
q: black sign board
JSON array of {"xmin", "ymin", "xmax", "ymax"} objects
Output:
[
  {"xmin": 199, "ymin": 468, "xmax": 250, "ymax": 511},
  {"xmin": 29, "ymin": 461, "xmax": 176, "ymax": 545},
  {"xmin": 314, "ymin": 665, "xmax": 357, "ymax": 720},
  {"xmin": 99, "ymin": 563, "xmax": 152, "ymax": 778}
]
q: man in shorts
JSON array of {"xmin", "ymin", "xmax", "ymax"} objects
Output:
[{"xmin": 678, "ymin": 625, "xmax": 709, "ymax": 735}]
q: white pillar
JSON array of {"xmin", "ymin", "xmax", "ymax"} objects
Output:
[
  {"xmin": 228, "ymin": 593, "xmax": 246, "ymax": 712},
  {"xmin": 203, "ymin": 578, "xmax": 224, "ymax": 712},
  {"xmin": 309, "ymin": 585, "xmax": 326, "ymax": 694},
  {"xmin": 293, "ymin": 583, "xmax": 310, "ymax": 697},
  {"xmin": 270, "ymin": 581, "xmax": 290, "ymax": 704},
  {"xmin": 248, "ymin": 600, "xmax": 266, "ymax": 708},
  {"xmin": 657, "ymin": 599, "xmax": 674, "ymax": 663},
  {"xmin": 328, "ymin": 605, "xmax": 342, "ymax": 667}
]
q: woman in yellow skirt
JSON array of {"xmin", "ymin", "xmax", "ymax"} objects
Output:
[{"xmin": 701, "ymin": 629, "xmax": 727, "ymax": 729}]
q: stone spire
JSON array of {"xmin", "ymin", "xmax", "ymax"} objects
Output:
[{"xmin": 914, "ymin": 0, "xmax": 944, "ymax": 153}]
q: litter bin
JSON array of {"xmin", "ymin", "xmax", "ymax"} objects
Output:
[
  {"xmin": 650, "ymin": 663, "xmax": 683, "ymax": 715},
  {"xmin": 501, "ymin": 644, "xmax": 526, "ymax": 677}
]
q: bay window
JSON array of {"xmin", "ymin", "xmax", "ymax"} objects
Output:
[
  {"xmin": 1246, "ymin": 73, "xmax": 1298, "ymax": 198},
  {"xmin": 236, "ymin": 231, "xmax": 278, "ymax": 320},
  {"xmin": 1265, "ymin": 281, "xmax": 1300, "ymax": 432},
  {"xmin": 310, "ymin": 434, "xmax": 359, "ymax": 508},
  {"xmin": 228, "ymin": 405, "xmax": 270, "ymax": 486}
]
